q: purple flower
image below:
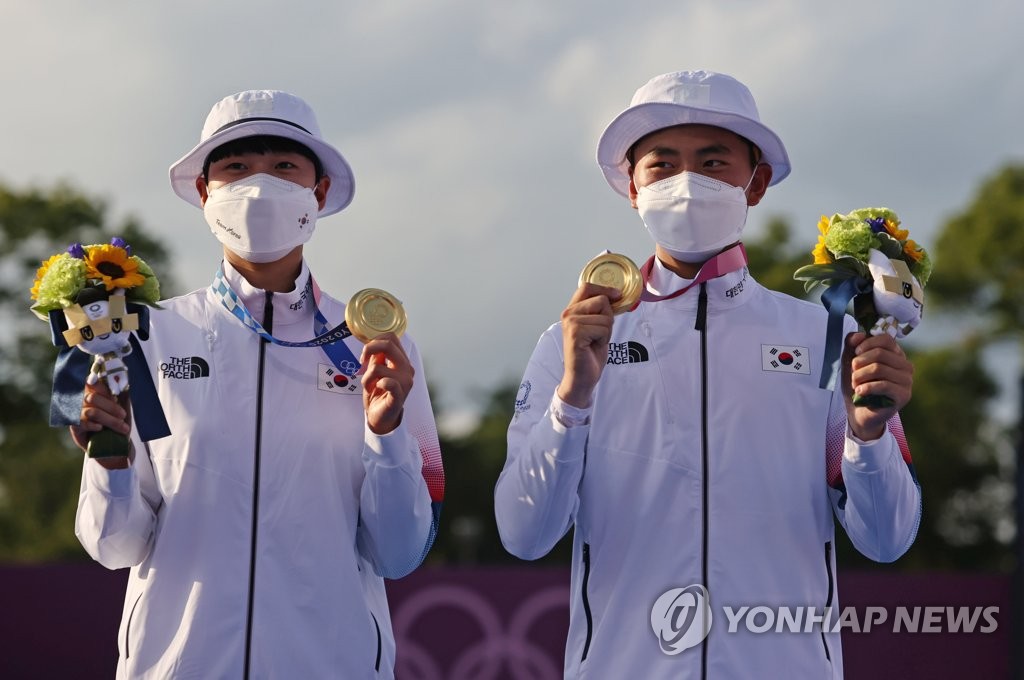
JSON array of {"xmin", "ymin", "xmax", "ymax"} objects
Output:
[
  {"xmin": 110, "ymin": 237, "xmax": 132, "ymax": 256},
  {"xmin": 866, "ymin": 217, "xmax": 887, "ymax": 234},
  {"xmin": 66, "ymin": 243, "xmax": 86, "ymax": 259}
]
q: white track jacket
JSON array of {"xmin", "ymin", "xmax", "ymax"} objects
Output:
[
  {"xmin": 495, "ymin": 262, "xmax": 921, "ymax": 679},
  {"xmin": 76, "ymin": 260, "xmax": 444, "ymax": 679}
]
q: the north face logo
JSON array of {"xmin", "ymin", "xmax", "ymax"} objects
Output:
[
  {"xmin": 161, "ymin": 356, "xmax": 211, "ymax": 379},
  {"xmin": 607, "ymin": 341, "xmax": 649, "ymax": 365}
]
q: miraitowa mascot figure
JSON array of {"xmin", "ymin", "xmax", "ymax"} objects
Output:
[
  {"xmin": 30, "ymin": 238, "xmax": 170, "ymax": 456},
  {"xmin": 66, "ymin": 286, "xmax": 136, "ymax": 397}
]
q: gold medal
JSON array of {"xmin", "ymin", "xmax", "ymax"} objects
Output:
[
  {"xmin": 578, "ymin": 252, "xmax": 642, "ymax": 314},
  {"xmin": 345, "ymin": 288, "xmax": 407, "ymax": 343}
]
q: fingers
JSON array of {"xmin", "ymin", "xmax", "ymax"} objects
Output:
[
  {"xmin": 847, "ymin": 335, "xmax": 912, "ymax": 395},
  {"xmin": 358, "ymin": 333, "xmax": 410, "ymax": 374},
  {"xmin": 843, "ymin": 333, "xmax": 914, "ymax": 436},
  {"xmin": 562, "ymin": 284, "xmax": 619, "ymax": 344},
  {"xmin": 80, "ymin": 382, "xmax": 131, "ymax": 434},
  {"xmin": 71, "ymin": 381, "xmax": 132, "ymax": 453},
  {"xmin": 567, "ymin": 282, "xmax": 622, "ymax": 309},
  {"xmin": 359, "ymin": 333, "xmax": 414, "ymax": 434},
  {"xmin": 557, "ymin": 283, "xmax": 620, "ymax": 407}
]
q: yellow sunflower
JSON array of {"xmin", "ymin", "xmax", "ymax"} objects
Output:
[
  {"xmin": 85, "ymin": 244, "xmax": 145, "ymax": 291},
  {"xmin": 903, "ymin": 238, "xmax": 924, "ymax": 262},
  {"xmin": 812, "ymin": 215, "xmax": 833, "ymax": 264},
  {"xmin": 30, "ymin": 253, "xmax": 64, "ymax": 300},
  {"xmin": 882, "ymin": 218, "xmax": 909, "ymax": 242}
]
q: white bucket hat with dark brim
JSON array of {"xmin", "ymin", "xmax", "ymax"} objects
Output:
[
  {"xmin": 596, "ymin": 70, "xmax": 791, "ymax": 197},
  {"xmin": 169, "ymin": 90, "xmax": 355, "ymax": 216}
]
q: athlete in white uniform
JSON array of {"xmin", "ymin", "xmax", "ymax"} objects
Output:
[
  {"xmin": 72, "ymin": 90, "xmax": 444, "ymax": 679},
  {"xmin": 495, "ymin": 70, "xmax": 920, "ymax": 679}
]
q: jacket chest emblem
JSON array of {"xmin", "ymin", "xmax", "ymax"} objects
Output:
[
  {"xmin": 607, "ymin": 340, "xmax": 650, "ymax": 365},
  {"xmin": 317, "ymin": 363, "xmax": 363, "ymax": 395},
  {"xmin": 160, "ymin": 355, "xmax": 211, "ymax": 380},
  {"xmin": 761, "ymin": 345, "xmax": 810, "ymax": 374}
]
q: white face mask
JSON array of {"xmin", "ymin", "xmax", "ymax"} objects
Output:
[
  {"xmin": 203, "ymin": 174, "xmax": 320, "ymax": 263},
  {"xmin": 636, "ymin": 171, "xmax": 753, "ymax": 263}
]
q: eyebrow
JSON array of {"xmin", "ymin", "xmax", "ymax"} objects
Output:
[
  {"xmin": 696, "ymin": 143, "xmax": 734, "ymax": 156},
  {"xmin": 645, "ymin": 146, "xmax": 680, "ymax": 158}
]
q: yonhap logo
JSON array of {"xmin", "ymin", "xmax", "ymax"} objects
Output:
[
  {"xmin": 607, "ymin": 341, "xmax": 649, "ymax": 365},
  {"xmin": 651, "ymin": 585, "xmax": 712, "ymax": 655},
  {"xmin": 161, "ymin": 356, "xmax": 210, "ymax": 380}
]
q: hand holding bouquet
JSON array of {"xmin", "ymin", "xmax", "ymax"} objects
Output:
[
  {"xmin": 794, "ymin": 208, "xmax": 931, "ymax": 407},
  {"xmin": 30, "ymin": 238, "xmax": 167, "ymax": 456}
]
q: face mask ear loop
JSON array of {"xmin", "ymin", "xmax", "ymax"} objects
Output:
[{"xmin": 743, "ymin": 166, "xmax": 759, "ymax": 192}]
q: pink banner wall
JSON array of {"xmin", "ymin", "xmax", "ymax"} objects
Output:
[{"xmin": 0, "ymin": 564, "xmax": 1010, "ymax": 679}]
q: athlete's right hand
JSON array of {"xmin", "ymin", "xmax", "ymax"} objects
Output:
[
  {"xmin": 556, "ymin": 282, "xmax": 621, "ymax": 408},
  {"xmin": 70, "ymin": 380, "xmax": 132, "ymax": 469}
]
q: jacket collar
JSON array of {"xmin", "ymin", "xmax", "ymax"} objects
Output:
[
  {"xmin": 219, "ymin": 258, "xmax": 316, "ymax": 328},
  {"xmin": 644, "ymin": 256, "xmax": 754, "ymax": 311}
]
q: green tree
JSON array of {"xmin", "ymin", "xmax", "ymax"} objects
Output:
[
  {"xmin": 744, "ymin": 215, "xmax": 813, "ymax": 299},
  {"xmin": 0, "ymin": 181, "xmax": 174, "ymax": 562},
  {"xmin": 929, "ymin": 164, "xmax": 1024, "ymax": 335}
]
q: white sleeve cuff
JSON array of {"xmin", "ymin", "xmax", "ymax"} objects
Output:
[
  {"xmin": 84, "ymin": 460, "xmax": 136, "ymax": 498},
  {"xmin": 843, "ymin": 425, "xmax": 896, "ymax": 472},
  {"xmin": 550, "ymin": 394, "xmax": 592, "ymax": 428}
]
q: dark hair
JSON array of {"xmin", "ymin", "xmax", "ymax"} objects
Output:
[
  {"xmin": 75, "ymin": 285, "xmax": 110, "ymax": 306},
  {"xmin": 203, "ymin": 135, "xmax": 324, "ymax": 181}
]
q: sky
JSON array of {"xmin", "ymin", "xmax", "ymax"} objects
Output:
[{"xmin": 2, "ymin": 0, "xmax": 1022, "ymax": 431}]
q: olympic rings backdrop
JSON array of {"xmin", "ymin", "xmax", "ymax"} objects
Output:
[{"xmin": 0, "ymin": 564, "xmax": 1010, "ymax": 678}]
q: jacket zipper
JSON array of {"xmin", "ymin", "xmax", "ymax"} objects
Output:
[
  {"xmin": 370, "ymin": 612, "xmax": 383, "ymax": 672},
  {"xmin": 580, "ymin": 542, "xmax": 594, "ymax": 663},
  {"xmin": 243, "ymin": 291, "xmax": 273, "ymax": 679},
  {"xmin": 124, "ymin": 591, "xmax": 143, "ymax": 660},
  {"xmin": 822, "ymin": 541, "xmax": 834, "ymax": 662},
  {"xmin": 696, "ymin": 283, "xmax": 710, "ymax": 680}
]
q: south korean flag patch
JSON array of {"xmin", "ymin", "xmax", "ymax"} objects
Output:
[
  {"xmin": 761, "ymin": 345, "xmax": 810, "ymax": 374},
  {"xmin": 318, "ymin": 363, "xmax": 362, "ymax": 395}
]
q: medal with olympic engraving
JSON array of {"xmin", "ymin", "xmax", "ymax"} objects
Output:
[
  {"xmin": 345, "ymin": 288, "xmax": 407, "ymax": 343},
  {"xmin": 578, "ymin": 252, "xmax": 642, "ymax": 314}
]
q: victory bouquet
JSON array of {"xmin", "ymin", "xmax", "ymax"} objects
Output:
[
  {"xmin": 31, "ymin": 238, "xmax": 169, "ymax": 456},
  {"xmin": 794, "ymin": 208, "xmax": 931, "ymax": 407}
]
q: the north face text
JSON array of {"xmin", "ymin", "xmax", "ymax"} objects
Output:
[
  {"xmin": 161, "ymin": 356, "xmax": 211, "ymax": 379},
  {"xmin": 607, "ymin": 341, "xmax": 649, "ymax": 365}
]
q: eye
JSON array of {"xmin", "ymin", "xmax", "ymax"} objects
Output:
[{"xmin": 275, "ymin": 160, "xmax": 298, "ymax": 170}]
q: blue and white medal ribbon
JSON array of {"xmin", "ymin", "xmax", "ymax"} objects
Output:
[{"xmin": 211, "ymin": 265, "xmax": 362, "ymax": 376}]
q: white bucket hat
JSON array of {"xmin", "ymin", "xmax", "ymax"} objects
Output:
[
  {"xmin": 596, "ymin": 70, "xmax": 791, "ymax": 197},
  {"xmin": 169, "ymin": 90, "xmax": 355, "ymax": 216}
]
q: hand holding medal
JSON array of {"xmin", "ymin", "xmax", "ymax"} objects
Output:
[
  {"xmin": 578, "ymin": 252, "xmax": 643, "ymax": 314},
  {"xmin": 346, "ymin": 288, "xmax": 412, "ymax": 435}
]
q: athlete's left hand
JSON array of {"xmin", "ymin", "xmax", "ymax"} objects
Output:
[
  {"xmin": 359, "ymin": 333, "xmax": 414, "ymax": 435},
  {"xmin": 842, "ymin": 332, "xmax": 913, "ymax": 440}
]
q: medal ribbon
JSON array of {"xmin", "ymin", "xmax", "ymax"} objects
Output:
[
  {"xmin": 211, "ymin": 265, "xmax": 361, "ymax": 376},
  {"xmin": 634, "ymin": 243, "xmax": 749, "ymax": 307}
]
